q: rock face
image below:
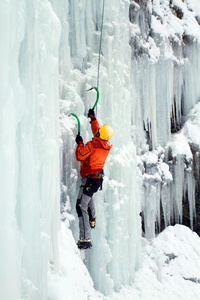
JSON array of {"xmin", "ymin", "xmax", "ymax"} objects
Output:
[
  {"xmin": 129, "ymin": 0, "xmax": 200, "ymax": 237},
  {"xmin": 192, "ymin": 148, "xmax": 200, "ymax": 235}
]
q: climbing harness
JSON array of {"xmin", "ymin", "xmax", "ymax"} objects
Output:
[{"xmin": 68, "ymin": 113, "xmax": 81, "ymax": 135}]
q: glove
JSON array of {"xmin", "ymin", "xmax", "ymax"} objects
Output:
[
  {"xmin": 75, "ymin": 134, "xmax": 83, "ymax": 144},
  {"xmin": 87, "ymin": 108, "xmax": 95, "ymax": 118}
]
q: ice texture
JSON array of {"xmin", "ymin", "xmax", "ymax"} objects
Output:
[
  {"xmin": 58, "ymin": 0, "xmax": 142, "ymax": 294},
  {"xmin": 1, "ymin": 0, "xmax": 200, "ymax": 299},
  {"xmin": 130, "ymin": 0, "xmax": 200, "ymax": 239},
  {"xmin": 0, "ymin": 1, "xmax": 60, "ymax": 299}
]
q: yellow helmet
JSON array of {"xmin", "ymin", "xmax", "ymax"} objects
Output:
[{"xmin": 99, "ymin": 125, "xmax": 113, "ymax": 140}]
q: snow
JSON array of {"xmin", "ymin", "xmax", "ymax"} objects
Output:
[
  {"xmin": 168, "ymin": 101, "xmax": 200, "ymax": 162},
  {"xmin": 48, "ymin": 224, "xmax": 200, "ymax": 300},
  {"xmin": 48, "ymin": 223, "xmax": 103, "ymax": 300},
  {"xmin": 168, "ymin": 132, "xmax": 193, "ymax": 160}
]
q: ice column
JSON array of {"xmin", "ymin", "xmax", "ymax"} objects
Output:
[
  {"xmin": 0, "ymin": 3, "xmax": 23, "ymax": 298},
  {"xmin": 58, "ymin": 0, "xmax": 142, "ymax": 295},
  {"xmin": 0, "ymin": 1, "xmax": 61, "ymax": 299},
  {"xmin": 182, "ymin": 39, "xmax": 200, "ymax": 115}
]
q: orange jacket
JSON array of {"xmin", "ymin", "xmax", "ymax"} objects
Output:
[{"xmin": 76, "ymin": 118, "xmax": 113, "ymax": 178}]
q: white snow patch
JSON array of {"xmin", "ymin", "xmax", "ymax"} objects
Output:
[
  {"xmin": 111, "ymin": 225, "xmax": 200, "ymax": 300},
  {"xmin": 48, "ymin": 222, "xmax": 105, "ymax": 300},
  {"xmin": 168, "ymin": 132, "xmax": 193, "ymax": 160}
]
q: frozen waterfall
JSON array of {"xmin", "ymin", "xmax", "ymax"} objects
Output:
[
  {"xmin": 1, "ymin": 0, "xmax": 200, "ymax": 299},
  {"xmin": 0, "ymin": 1, "xmax": 60, "ymax": 299},
  {"xmin": 58, "ymin": 0, "xmax": 142, "ymax": 294}
]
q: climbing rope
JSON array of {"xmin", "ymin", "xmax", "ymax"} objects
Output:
[
  {"xmin": 87, "ymin": 0, "xmax": 105, "ymax": 115},
  {"xmin": 97, "ymin": 0, "xmax": 105, "ymax": 90},
  {"xmin": 70, "ymin": 0, "xmax": 106, "ymax": 130}
]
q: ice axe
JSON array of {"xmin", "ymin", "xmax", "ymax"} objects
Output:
[
  {"xmin": 87, "ymin": 86, "xmax": 99, "ymax": 110},
  {"xmin": 68, "ymin": 113, "xmax": 81, "ymax": 135}
]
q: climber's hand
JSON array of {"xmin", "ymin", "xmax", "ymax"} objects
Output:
[
  {"xmin": 87, "ymin": 108, "xmax": 95, "ymax": 118},
  {"xmin": 76, "ymin": 134, "xmax": 83, "ymax": 145}
]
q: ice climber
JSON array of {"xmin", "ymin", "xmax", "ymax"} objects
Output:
[{"xmin": 75, "ymin": 108, "xmax": 113, "ymax": 250}]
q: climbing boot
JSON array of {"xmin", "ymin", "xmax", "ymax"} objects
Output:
[
  {"xmin": 89, "ymin": 218, "xmax": 96, "ymax": 229},
  {"xmin": 77, "ymin": 239, "xmax": 92, "ymax": 250}
]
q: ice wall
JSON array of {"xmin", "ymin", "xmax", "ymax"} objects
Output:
[
  {"xmin": 130, "ymin": 0, "xmax": 200, "ymax": 150},
  {"xmin": 1, "ymin": 0, "xmax": 200, "ymax": 299},
  {"xmin": 57, "ymin": 0, "xmax": 142, "ymax": 294},
  {"xmin": 57, "ymin": 0, "xmax": 200, "ymax": 294},
  {"xmin": 0, "ymin": 1, "xmax": 60, "ymax": 299},
  {"xmin": 130, "ymin": 0, "xmax": 200, "ymax": 238}
]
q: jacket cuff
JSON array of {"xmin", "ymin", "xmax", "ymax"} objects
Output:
[{"xmin": 90, "ymin": 117, "xmax": 96, "ymax": 123}]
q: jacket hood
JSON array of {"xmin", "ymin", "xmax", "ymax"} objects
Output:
[{"xmin": 92, "ymin": 137, "xmax": 113, "ymax": 150}]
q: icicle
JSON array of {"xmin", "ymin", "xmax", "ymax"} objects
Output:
[{"xmin": 184, "ymin": 163, "xmax": 195, "ymax": 230}]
